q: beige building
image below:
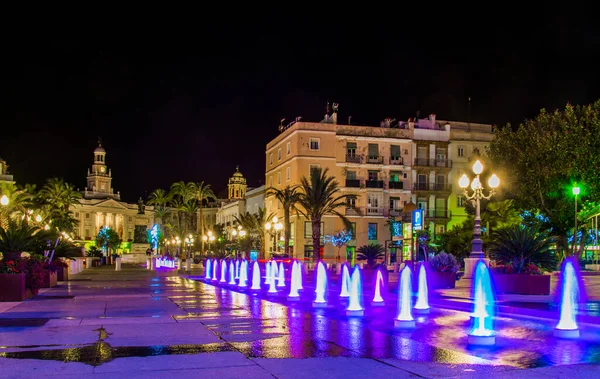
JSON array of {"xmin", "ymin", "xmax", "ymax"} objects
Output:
[
  {"xmin": 265, "ymin": 107, "xmax": 477, "ymax": 263},
  {"xmin": 0, "ymin": 158, "xmax": 15, "ymax": 184}
]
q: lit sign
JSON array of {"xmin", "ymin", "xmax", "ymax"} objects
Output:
[
  {"xmin": 412, "ymin": 209, "xmax": 423, "ymax": 231},
  {"xmin": 403, "ymin": 223, "xmax": 412, "ymax": 239}
]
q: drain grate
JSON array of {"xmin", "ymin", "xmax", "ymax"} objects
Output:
[{"xmin": 0, "ymin": 318, "xmax": 49, "ymax": 327}]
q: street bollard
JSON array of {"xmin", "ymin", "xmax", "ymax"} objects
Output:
[{"xmin": 115, "ymin": 257, "xmax": 122, "ymax": 271}]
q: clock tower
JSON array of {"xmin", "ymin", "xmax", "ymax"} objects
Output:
[{"xmin": 83, "ymin": 140, "xmax": 120, "ymax": 200}]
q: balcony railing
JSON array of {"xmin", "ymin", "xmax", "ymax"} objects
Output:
[
  {"xmin": 389, "ymin": 156, "xmax": 404, "ymax": 165},
  {"xmin": 389, "ymin": 209, "xmax": 402, "ymax": 217},
  {"xmin": 427, "ymin": 209, "xmax": 451, "ymax": 219},
  {"xmin": 366, "ymin": 155, "xmax": 384, "ymax": 164},
  {"xmin": 412, "ymin": 182, "xmax": 452, "ymax": 192},
  {"xmin": 413, "ymin": 158, "xmax": 452, "ymax": 168},
  {"xmin": 345, "ymin": 179, "xmax": 361, "ymax": 188},
  {"xmin": 366, "ymin": 207, "xmax": 384, "ymax": 216},
  {"xmin": 388, "ymin": 181, "xmax": 404, "ymax": 190},
  {"xmin": 345, "ymin": 207, "xmax": 362, "ymax": 216},
  {"xmin": 365, "ymin": 180, "xmax": 384, "ymax": 189},
  {"xmin": 346, "ymin": 154, "xmax": 362, "ymax": 164}
]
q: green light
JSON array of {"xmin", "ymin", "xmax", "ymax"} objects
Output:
[{"xmin": 572, "ymin": 186, "xmax": 580, "ymax": 195}]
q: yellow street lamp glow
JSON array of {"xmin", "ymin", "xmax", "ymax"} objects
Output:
[
  {"xmin": 470, "ymin": 177, "xmax": 482, "ymax": 191},
  {"xmin": 472, "ymin": 160, "xmax": 484, "ymax": 175},
  {"xmin": 1, "ymin": 195, "xmax": 9, "ymax": 206},
  {"xmin": 488, "ymin": 174, "xmax": 500, "ymax": 189},
  {"xmin": 458, "ymin": 174, "xmax": 470, "ymax": 189},
  {"xmin": 237, "ymin": 225, "xmax": 242, "ymax": 231},
  {"xmin": 274, "ymin": 222, "xmax": 283, "ymax": 231},
  {"xmin": 232, "ymin": 229, "xmax": 237, "ymax": 236},
  {"xmin": 273, "ymin": 216, "xmax": 278, "ymax": 223},
  {"xmin": 239, "ymin": 230, "xmax": 246, "ymax": 237},
  {"xmin": 202, "ymin": 235, "xmax": 208, "ymax": 241},
  {"xmin": 209, "ymin": 235, "xmax": 215, "ymax": 242},
  {"xmin": 208, "ymin": 231, "xmax": 213, "ymax": 237},
  {"xmin": 573, "ymin": 186, "xmax": 580, "ymax": 196},
  {"xmin": 188, "ymin": 234, "xmax": 193, "ymax": 239},
  {"xmin": 35, "ymin": 214, "xmax": 42, "ymax": 223},
  {"xmin": 265, "ymin": 222, "xmax": 272, "ymax": 230}
]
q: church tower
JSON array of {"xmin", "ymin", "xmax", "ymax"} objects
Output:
[
  {"xmin": 227, "ymin": 166, "xmax": 247, "ymax": 200},
  {"xmin": 83, "ymin": 140, "xmax": 120, "ymax": 200}
]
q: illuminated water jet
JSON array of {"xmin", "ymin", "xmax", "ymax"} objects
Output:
[
  {"xmin": 468, "ymin": 260, "xmax": 495, "ymax": 346},
  {"xmin": 238, "ymin": 260, "xmax": 248, "ymax": 287},
  {"xmin": 297, "ymin": 262, "xmax": 304, "ymax": 290},
  {"xmin": 272, "ymin": 259, "xmax": 279, "ymax": 281},
  {"xmin": 394, "ymin": 265, "xmax": 415, "ymax": 328},
  {"xmin": 312, "ymin": 261, "xmax": 328, "ymax": 308},
  {"xmin": 235, "ymin": 259, "xmax": 240, "ymax": 279},
  {"xmin": 265, "ymin": 261, "xmax": 272, "ymax": 285},
  {"xmin": 205, "ymin": 259, "xmax": 211, "ymax": 280},
  {"xmin": 228, "ymin": 261, "xmax": 236, "ymax": 285},
  {"xmin": 251, "ymin": 261, "xmax": 261, "ymax": 290},
  {"xmin": 277, "ymin": 262, "xmax": 285, "ymax": 287},
  {"xmin": 555, "ymin": 259, "xmax": 580, "ymax": 338},
  {"xmin": 211, "ymin": 259, "xmax": 218, "ymax": 281},
  {"xmin": 371, "ymin": 270, "xmax": 385, "ymax": 306},
  {"xmin": 268, "ymin": 266, "xmax": 278, "ymax": 294},
  {"xmin": 346, "ymin": 266, "xmax": 364, "ymax": 316},
  {"xmin": 288, "ymin": 261, "xmax": 301, "ymax": 300},
  {"xmin": 413, "ymin": 263, "xmax": 430, "ymax": 314},
  {"xmin": 340, "ymin": 264, "xmax": 351, "ymax": 298},
  {"xmin": 219, "ymin": 259, "xmax": 227, "ymax": 283}
]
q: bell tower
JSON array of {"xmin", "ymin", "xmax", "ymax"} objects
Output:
[
  {"xmin": 83, "ymin": 139, "xmax": 120, "ymax": 200},
  {"xmin": 228, "ymin": 166, "xmax": 247, "ymax": 200}
]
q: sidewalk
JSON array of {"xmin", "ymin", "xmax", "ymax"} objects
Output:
[{"xmin": 0, "ymin": 264, "xmax": 598, "ymax": 378}]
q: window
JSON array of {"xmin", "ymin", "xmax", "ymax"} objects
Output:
[
  {"xmin": 417, "ymin": 198, "xmax": 427, "ymax": 210},
  {"xmin": 368, "ymin": 223, "xmax": 378, "ymax": 240},
  {"xmin": 457, "ymin": 146, "xmax": 465, "ymax": 157},
  {"xmin": 403, "ymin": 172, "xmax": 408, "ymax": 179},
  {"xmin": 346, "ymin": 196, "xmax": 357, "ymax": 208},
  {"xmin": 368, "ymin": 170, "xmax": 378, "ymax": 181},
  {"xmin": 436, "ymin": 225, "xmax": 446, "ymax": 235},
  {"xmin": 390, "ymin": 197, "xmax": 400, "ymax": 210},
  {"xmin": 75, "ymin": 212, "xmax": 80, "ymax": 218},
  {"xmin": 310, "ymin": 138, "xmax": 320, "ymax": 150},
  {"xmin": 277, "ymin": 148, "xmax": 282, "ymax": 161},
  {"xmin": 304, "ymin": 221, "xmax": 324, "ymax": 238},
  {"xmin": 390, "ymin": 171, "xmax": 401, "ymax": 182},
  {"xmin": 287, "ymin": 142, "xmax": 291, "ymax": 155},
  {"xmin": 286, "ymin": 167, "xmax": 291, "ymax": 180},
  {"xmin": 277, "ymin": 171, "xmax": 281, "ymax": 184},
  {"xmin": 368, "ymin": 143, "xmax": 379, "ymax": 158},
  {"xmin": 128, "ymin": 217, "xmax": 132, "ymax": 222},
  {"xmin": 347, "ymin": 142, "xmax": 357, "ymax": 157},
  {"xmin": 346, "ymin": 170, "xmax": 357, "ymax": 180},
  {"xmin": 309, "ymin": 164, "xmax": 320, "ymax": 176},
  {"xmin": 367, "ymin": 193, "xmax": 381, "ymax": 210},
  {"xmin": 269, "ymin": 153, "xmax": 273, "ymax": 165},
  {"xmin": 86, "ymin": 213, "xmax": 90, "ymax": 219},
  {"xmin": 457, "ymin": 195, "xmax": 464, "ymax": 207},
  {"xmin": 390, "ymin": 145, "xmax": 401, "ymax": 159}
]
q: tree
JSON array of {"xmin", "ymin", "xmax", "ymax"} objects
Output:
[
  {"xmin": 356, "ymin": 243, "xmax": 385, "ymax": 268},
  {"xmin": 297, "ymin": 168, "xmax": 351, "ymax": 261},
  {"xmin": 324, "ymin": 230, "xmax": 352, "ymax": 262},
  {"xmin": 488, "ymin": 101, "xmax": 600, "ymax": 258},
  {"xmin": 148, "ymin": 189, "xmax": 171, "ymax": 225},
  {"xmin": 169, "ymin": 181, "xmax": 195, "ymax": 235},
  {"xmin": 267, "ymin": 185, "xmax": 301, "ymax": 257},
  {"xmin": 37, "ymin": 178, "xmax": 81, "ymax": 233},
  {"xmin": 235, "ymin": 208, "xmax": 273, "ymax": 258},
  {"xmin": 190, "ymin": 181, "xmax": 217, "ymax": 252},
  {"xmin": 0, "ymin": 220, "xmax": 51, "ymax": 261}
]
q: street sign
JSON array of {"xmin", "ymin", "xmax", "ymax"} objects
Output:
[{"xmin": 412, "ymin": 209, "xmax": 423, "ymax": 231}]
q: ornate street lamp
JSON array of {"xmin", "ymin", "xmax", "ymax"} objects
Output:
[
  {"xmin": 265, "ymin": 216, "xmax": 283, "ymax": 256},
  {"xmin": 458, "ymin": 159, "xmax": 500, "ymax": 278}
]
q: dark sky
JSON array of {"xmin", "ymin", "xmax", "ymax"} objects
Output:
[{"xmin": 1, "ymin": 14, "xmax": 599, "ymax": 203}]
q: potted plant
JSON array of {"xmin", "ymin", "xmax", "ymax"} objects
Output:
[
  {"xmin": 428, "ymin": 252, "xmax": 459, "ymax": 289},
  {"xmin": 0, "ymin": 259, "xmax": 28, "ymax": 301},
  {"xmin": 489, "ymin": 225, "xmax": 556, "ymax": 295},
  {"xmin": 34, "ymin": 255, "xmax": 58, "ymax": 288},
  {"xmin": 54, "ymin": 259, "xmax": 70, "ymax": 281}
]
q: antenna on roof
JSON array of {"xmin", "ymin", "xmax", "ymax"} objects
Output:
[{"xmin": 98, "ymin": 136, "xmax": 102, "ymax": 146}]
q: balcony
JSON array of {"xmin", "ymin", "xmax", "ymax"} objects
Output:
[
  {"xmin": 365, "ymin": 180, "xmax": 384, "ymax": 189},
  {"xmin": 413, "ymin": 158, "xmax": 452, "ymax": 169},
  {"xmin": 389, "ymin": 209, "xmax": 402, "ymax": 217},
  {"xmin": 345, "ymin": 207, "xmax": 362, "ymax": 216},
  {"xmin": 427, "ymin": 209, "xmax": 451, "ymax": 219},
  {"xmin": 388, "ymin": 181, "xmax": 404, "ymax": 190},
  {"xmin": 346, "ymin": 154, "xmax": 362, "ymax": 164},
  {"xmin": 366, "ymin": 207, "xmax": 384, "ymax": 216},
  {"xmin": 366, "ymin": 155, "xmax": 384, "ymax": 164},
  {"xmin": 389, "ymin": 156, "xmax": 404, "ymax": 165},
  {"xmin": 345, "ymin": 179, "xmax": 361, "ymax": 188},
  {"xmin": 412, "ymin": 182, "xmax": 452, "ymax": 192}
]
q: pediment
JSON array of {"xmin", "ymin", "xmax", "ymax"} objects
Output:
[{"xmin": 92, "ymin": 199, "xmax": 130, "ymax": 210}]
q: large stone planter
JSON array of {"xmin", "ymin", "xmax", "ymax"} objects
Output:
[
  {"xmin": 57, "ymin": 266, "xmax": 69, "ymax": 281},
  {"xmin": 0, "ymin": 273, "xmax": 29, "ymax": 302},
  {"xmin": 41, "ymin": 270, "xmax": 58, "ymax": 288},
  {"xmin": 494, "ymin": 273, "xmax": 551, "ymax": 295},
  {"xmin": 429, "ymin": 271, "xmax": 456, "ymax": 290}
]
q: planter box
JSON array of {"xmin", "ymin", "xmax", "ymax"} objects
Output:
[
  {"xmin": 429, "ymin": 271, "xmax": 456, "ymax": 290},
  {"xmin": 57, "ymin": 267, "xmax": 69, "ymax": 281},
  {"xmin": 494, "ymin": 274, "xmax": 551, "ymax": 295},
  {"xmin": 0, "ymin": 273, "xmax": 28, "ymax": 302},
  {"xmin": 41, "ymin": 271, "xmax": 58, "ymax": 288}
]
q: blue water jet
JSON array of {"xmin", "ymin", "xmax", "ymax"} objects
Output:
[
  {"xmin": 371, "ymin": 269, "xmax": 385, "ymax": 306},
  {"xmin": 413, "ymin": 263, "xmax": 430, "ymax": 314},
  {"xmin": 468, "ymin": 260, "xmax": 495, "ymax": 346},
  {"xmin": 277, "ymin": 261, "xmax": 285, "ymax": 287},
  {"xmin": 288, "ymin": 261, "xmax": 301, "ymax": 300},
  {"xmin": 228, "ymin": 261, "xmax": 236, "ymax": 285},
  {"xmin": 251, "ymin": 261, "xmax": 261, "ymax": 290},
  {"xmin": 340, "ymin": 264, "xmax": 351, "ymax": 298},
  {"xmin": 346, "ymin": 266, "xmax": 364, "ymax": 316},
  {"xmin": 272, "ymin": 259, "xmax": 279, "ymax": 281},
  {"xmin": 238, "ymin": 260, "xmax": 248, "ymax": 287},
  {"xmin": 219, "ymin": 259, "xmax": 227, "ymax": 283},
  {"xmin": 555, "ymin": 259, "xmax": 580, "ymax": 338},
  {"xmin": 313, "ymin": 261, "xmax": 328, "ymax": 308},
  {"xmin": 268, "ymin": 266, "xmax": 278, "ymax": 294},
  {"xmin": 205, "ymin": 259, "xmax": 212, "ymax": 280},
  {"xmin": 265, "ymin": 261, "xmax": 272, "ymax": 285},
  {"xmin": 395, "ymin": 265, "xmax": 415, "ymax": 328},
  {"xmin": 235, "ymin": 259, "xmax": 240, "ymax": 279},
  {"xmin": 211, "ymin": 259, "xmax": 218, "ymax": 281}
]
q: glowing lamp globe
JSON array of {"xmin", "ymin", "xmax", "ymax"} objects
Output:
[
  {"xmin": 35, "ymin": 214, "xmax": 42, "ymax": 223},
  {"xmin": 470, "ymin": 177, "xmax": 482, "ymax": 191},
  {"xmin": 472, "ymin": 160, "xmax": 484, "ymax": 175},
  {"xmin": 488, "ymin": 174, "xmax": 500, "ymax": 189},
  {"xmin": 458, "ymin": 174, "xmax": 470, "ymax": 189},
  {"xmin": 0, "ymin": 195, "xmax": 8, "ymax": 206},
  {"xmin": 572, "ymin": 186, "xmax": 580, "ymax": 196},
  {"xmin": 232, "ymin": 229, "xmax": 237, "ymax": 236},
  {"xmin": 273, "ymin": 216, "xmax": 278, "ymax": 223}
]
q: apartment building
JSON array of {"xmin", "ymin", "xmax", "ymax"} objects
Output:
[{"xmin": 265, "ymin": 107, "xmax": 458, "ymax": 263}]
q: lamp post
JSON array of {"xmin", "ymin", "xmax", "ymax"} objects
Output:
[
  {"xmin": 265, "ymin": 216, "xmax": 283, "ymax": 257},
  {"xmin": 458, "ymin": 159, "xmax": 500, "ymax": 278},
  {"xmin": 231, "ymin": 225, "xmax": 246, "ymax": 259},
  {"xmin": 0, "ymin": 194, "xmax": 9, "ymax": 229},
  {"xmin": 202, "ymin": 231, "xmax": 215, "ymax": 255},
  {"xmin": 573, "ymin": 185, "xmax": 580, "ymax": 255}
]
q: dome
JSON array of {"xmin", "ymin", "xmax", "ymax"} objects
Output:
[
  {"xmin": 94, "ymin": 145, "xmax": 106, "ymax": 154},
  {"xmin": 232, "ymin": 166, "xmax": 243, "ymax": 177}
]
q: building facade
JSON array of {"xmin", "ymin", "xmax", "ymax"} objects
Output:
[{"xmin": 0, "ymin": 158, "xmax": 15, "ymax": 184}]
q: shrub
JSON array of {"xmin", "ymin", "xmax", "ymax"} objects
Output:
[{"xmin": 429, "ymin": 252, "xmax": 460, "ymax": 273}]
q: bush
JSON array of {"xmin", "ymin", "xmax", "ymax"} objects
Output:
[{"xmin": 429, "ymin": 252, "xmax": 460, "ymax": 273}]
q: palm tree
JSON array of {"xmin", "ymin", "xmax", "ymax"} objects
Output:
[
  {"xmin": 235, "ymin": 208, "xmax": 273, "ymax": 258},
  {"xmin": 169, "ymin": 181, "xmax": 195, "ymax": 235},
  {"xmin": 297, "ymin": 168, "xmax": 351, "ymax": 261},
  {"xmin": 489, "ymin": 225, "xmax": 557, "ymax": 273},
  {"xmin": 267, "ymin": 185, "xmax": 301, "ymax": 257},
  {"xmin": 148, "ymin": 189, "xmax": 172, "ymax": 226},
  {"xmin": 0, "ymin": 219, "xmax": 51, "ymax": 261},
  {"xmin": 0, "ymin": 183, "xmax": 34, "ymax": 227},
  {"xmin": 356, "ymin": 243, "xmax": 385, "ymax": 268},
  {"xmin": 38, "ymin": 178, "xmax": 81, "ymax": 213},
  {"xmin": 190, "ymin": 181, "xmax": 217, "ymax": 251}
]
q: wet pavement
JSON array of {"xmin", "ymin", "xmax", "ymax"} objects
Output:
[{"xmin": 1, "ymin": 264, "xmax": 600, "ymax": 378}]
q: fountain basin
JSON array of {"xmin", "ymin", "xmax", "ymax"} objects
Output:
[
  {"xmin": 554, "ymin": 328, "xmax": 580, "ymax": 339},
  {"xmin": 468, "ymin": 334, "xmax": 495, "ymax": 346},
  {"xmin": 287, "ymin": 296, "xmax": 300, "ymax": 301},
  {"xmin": 312, "ymin": 302, "xmax": 328, "ymax": 308},
  {"xmin": 346, "ymin": 310, "xmax": 364, "ymax": 316},
  {"xmin": 371, "ymin": 301, "xmax": 385, "ymax": 307},
  {"xmin": 394, "ymin": 319, "xmax": 416, "ymax": 329},
  {"xmin": 268, "ymin": 291, "xmax": 278, "ymax": 295},
  {"xmin": 414, "ymin": 308, "xmax": 430, "ymax": 315}
]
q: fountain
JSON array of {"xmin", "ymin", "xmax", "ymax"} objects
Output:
[
  {"xmin": 297, "ymin": 262, "xmax": 304, "ymax": 290},
  {"xmin": 468, "ymin": 260, "xmax": 496, "ymax": 346},
  {"xmin": 277, "ymin": 261, "xmax": 285, "ymax": 287},
  {"xmin": 272, "ymin": 259, "xmax": 279, "ymax": 281},
  {"xmin": 371, "ymin": 269, "xmax": 385, "ymax": 306},
  {"xmin": 268, "ymin": 267, "xmax": 278, "ymax": 295},
  {"xmin": 340, "ymin": 264, "xmax": 351, "ymax": 298},
  {"xmin": 265, "ymin": 261, "xmax": 272, "ymax": 285},
  {"xmin": 313, "ymin": 261, "xmax": 328, "ymax": 308},
  {"xmin": 211, "ymin": 259, "xmax": 218, "ymax": 281},
  {"xmin": 228, "ymin": 261, "xmax": 236, "ymax": 285},
  {"xmin": 555, "ymin": 259, "xmax": 580, "ymax": 338},
  {"xmin": 235, "ymin": 259, "xmax": 240, "ymax": 279},
  {"xmin": 219, "ymin": 259, "xmax": 227, "ymax": 283},
  {"xmin": 205, "ymin": 259, "xmax": 211, "ymax": 280},
  {"xmin": 394, "ymin": 265, "xmax": 415, "ymax": 328},
  {"xmin": 346, "ymin": 266, "xmax": 364, "ymax": 316},
  {"xmin": 251, "ymin": 261, "xmax": 261, "ymax": 290},
  {"xmin": 288, "ymin": 261, "xmax": 301, "ymax": 300},
  {"xmin": 413, "ymin": 263, "xmax": 430, "ymax": 314},
  {"xmin": 238, "ymin": 260, "xmax": 248, "ymax": 287}
]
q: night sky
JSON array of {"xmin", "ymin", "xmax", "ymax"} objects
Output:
[{"xmin": 1, "ymin": 15, "xmax": 599, "ymax": 202}]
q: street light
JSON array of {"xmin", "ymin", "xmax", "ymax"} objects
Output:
[
  {"xmin": 202, "ymin": 231, "xmax": 215, "ymax": 253},
  {"xmin": 0, "ymin": 195, "xmax": 8, "ymax": 206},
  {"xmin": 458, "ymin": 159, "xmax": 500, "ymax": 278},
  {"xmin": 265, "ymin": 216, "xmax": 283, "ymax": 256},
  {"xmin": 573, "ymin": 185, "xmax": 581, "ymax": 254}
]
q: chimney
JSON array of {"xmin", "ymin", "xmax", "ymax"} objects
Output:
[{"xmin": 348, "ymin": 116, "xmax": 352, "ymax": 125}]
